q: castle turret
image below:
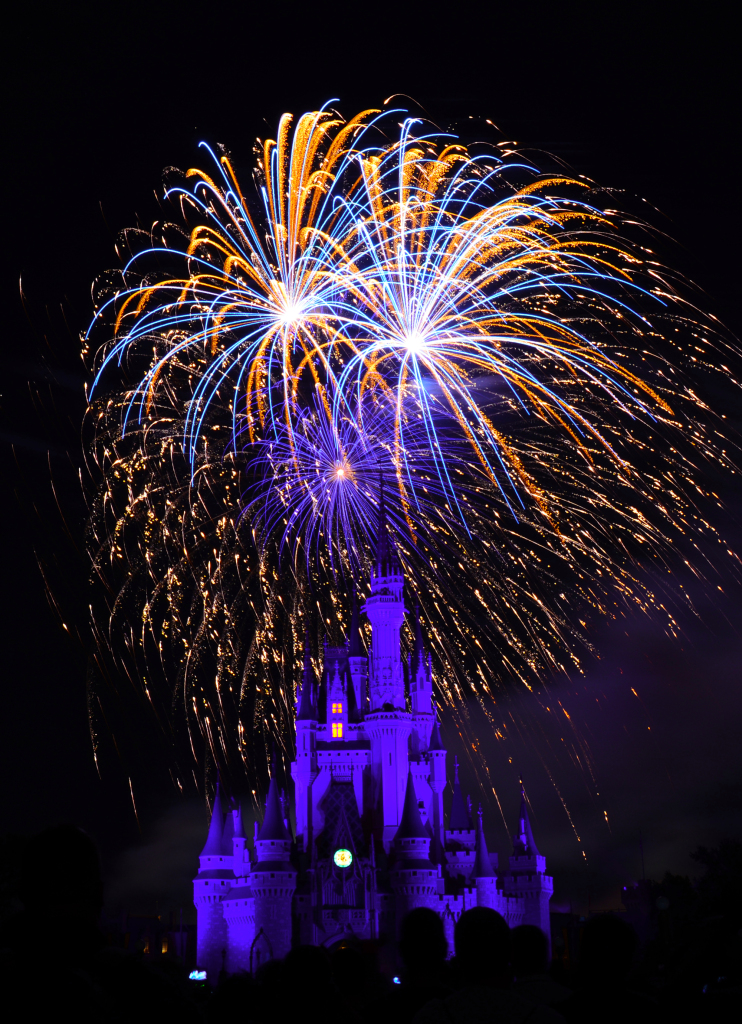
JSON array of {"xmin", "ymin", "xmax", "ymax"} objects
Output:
[
  {"xmin": 326, "ymin": 647, "xmax": 349, "ymax": 741},
  {"xmin": 473, "ymin": 805, "xmax": 499, "ymax": 910},
  {"xmin": 364, "ymin": 482, "xmax": 411, "ymax": 845},
  {"xmin": 445, "ymin": 757, "xmax": 476, "ymax": 882},
  {"xmin": 221, "ymin": 803, "xmax": 254, "ymax": 974},
  {"xmin": 232, "ymin": 805, "xmax": 248, "ymax": 878},
  {"xmin": 364, "ymin": 481, "xmax": 406, "ymax": 711},
  {"xmin": 502, "ymin": 786, "xmax": 553, "ymax": 945},
  {"xmin": 409, "ymin": 605, "xmax": 433, "ymax": 715},
  {"xmin": 427, "ymin": 719, "xmax": 447, "ymax": 862},
  {"xmin": 251, "ymin": 773, "xmax": 297, "ymax": 964},
  {"xmin": 194, "ymin": 781, "xmax": 233, "ymax": 981},
  {"xmin": 409, "ymin": 604, "xmax": 435, "ymax": 759},
  {"xmin": 390, "ymin": 771, "xmax": 439, "ymax": 924}
]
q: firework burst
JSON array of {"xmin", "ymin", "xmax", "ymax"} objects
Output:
[{"xmin": 84, "ymin": 105, "xmax": 739, "ymax": 804}]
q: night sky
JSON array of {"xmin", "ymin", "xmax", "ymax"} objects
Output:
[{"xmin": 2, "ymin": 1, "xmax": 740, "ymax": 921}]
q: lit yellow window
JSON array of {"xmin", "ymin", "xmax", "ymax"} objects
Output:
[
  {"xmin": 332, "ymin": 722, "xmax": 343, "ymax": 738},
  {"xmin": 332, "ymin": 703, "xmax": 343, "ymax": 714}
]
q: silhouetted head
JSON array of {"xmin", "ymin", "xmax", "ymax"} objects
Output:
[
  {"xmin": 332, "ymin": 945, "xmax": 365, "ymax": 994},
  {"xmin": 400, "ymin": 907, "xmax": 448, "ymax": 977},
  {"xmin": 512, "ymin": 924, "xmax": 549, "ymax": 978},
  {"xmin": 454, "ymin": 907, "xmax": 510, "ymax": 986},
  {"xmin": 283, "ymin": 944, "xmax": 332, "ymax": 992},
  {"xmin": 21, "ymin": 824, "xmax": 103, "ymax": 916},
  {"xmin": 580, "ymin": 915, "xmax": 638, "ymax": 982}
]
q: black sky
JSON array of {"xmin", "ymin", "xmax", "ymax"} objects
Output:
[{"xmin": 1, "ymin": 0, "xmax": 740, "ymax": 916}]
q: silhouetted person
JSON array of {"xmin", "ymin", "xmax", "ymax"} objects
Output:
[
  {"xmin": 206, "ymin": 972, "xmax": 263, "ymax": 1023},
  {"xmin": 511, "ymin": 924, "xmax": 571, "ymax": 1008},
  {"xmin": 333, "ymin": 944, "xmax": 378, "ymax": 1017},
  {"xmin": 371, "ymin": 907, "xmax": 452, "ymax": 1022},
  {"xmin": 558, "ymin": 915, "xmax": 659, "ymax": 1024},
  {"xmin": 1, "ymin": 824, "xmax": 198, "ymax": 1023},
  {"xmin": 279, "ymin": 944, "xmax": 362, "ymax": 1023},
  {"xmin": 414, "ymin": 907, "xmax": 564, "ymax": 1024}
]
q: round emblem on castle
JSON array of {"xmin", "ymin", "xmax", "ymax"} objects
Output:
[{"xmin": 333, "ymin": 848, "xmax": 353, "ymax": 868}]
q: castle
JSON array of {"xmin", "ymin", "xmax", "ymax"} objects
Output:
[{"xmin": 194, "ymin": 500, "xmax": 552, "ymax": 978}]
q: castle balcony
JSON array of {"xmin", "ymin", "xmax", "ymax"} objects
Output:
[
  {"xmin": 364, "ymin": 710, "xmax": 413, "ymax": 731},
  {"xmin": 315, "ymin": 748, "xmax": 371, "ymax": 783},
  {"xmin": 315, "ymin": 723, "xmax": 369, "ymax": 747}
]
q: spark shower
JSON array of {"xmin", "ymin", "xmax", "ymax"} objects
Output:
[{"xmin": 83, "ymin": 103, "xmax": 738, "ymax": 808}]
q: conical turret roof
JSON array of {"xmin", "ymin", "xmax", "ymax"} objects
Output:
[
  {"xmin": 513, "ymin": 785, "xmax": 540, "ymax": 856},
  {"xmin": 200, "ymin": 780, "xmax": 225, "ymax": 856},
  {"xmin": 258, "ymin": 774, "xmax": 291, "ymax": 842},
  {"xmin": 429, "ymin": 718, "xmax": 445, "ymax": 752},
  {"xmin": 396, "ymin": 770, "xmax": 430, "ymax": 840},
  {"xmin": 474, "ymin": 805, "xmax": 497, "ymax": 877}
]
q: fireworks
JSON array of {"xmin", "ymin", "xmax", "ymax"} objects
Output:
[{"xmin": 84, "ymin": 104, "xmax": 739, "ymax": 802}]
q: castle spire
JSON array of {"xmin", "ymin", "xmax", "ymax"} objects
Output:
[
  {"xmin": 200, "ymin": 777, "xmax": 225, "ymax": 856},
  {"xmin": 258, "ymin": 773, "xmax": 291, "ymax": 842},
  {"xmin": 513, "ymin": 782, "xmax": 540, "ymax": 856},
  {"xmin": 473, "ymin": 804, "xmax": 496, "ymax": 877},
  {"xmin": 296, "ymin": 630, "xmax": 317, "ymax": 721},
  {"xmin": 373, "ymin": 474, "xmax": 401, "ymax": 578},
  {"xmin": 429, "ymin": 717, "xmax": 445, "ymax": 751},
  {"xmin": 396, "ymin": 770, "xmax": 429, "ymax": 840},
  {"xmin": 449, "ymin": 756, "xmax": 471, "ymax": 831}
]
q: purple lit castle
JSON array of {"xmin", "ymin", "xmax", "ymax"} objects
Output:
[{"xmin": 194, "ymin": 502, "xmax": 552, "ymax": 977}]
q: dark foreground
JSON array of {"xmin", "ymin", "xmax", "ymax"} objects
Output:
[{"xmin": 2, "ymin": 826, "xmax": 739, "ymax": 1023}]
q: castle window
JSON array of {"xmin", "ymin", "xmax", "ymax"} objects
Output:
[
  {"xmin": 332, "ymin": 702, "xmax": 343, "ymax": 714},
  {"xmin": 332, "ymin": 722, "xmax": 343, "ymax": 738}
]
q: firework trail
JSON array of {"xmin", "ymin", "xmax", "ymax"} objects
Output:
[{"xmin": 84, "ymin": 105, "xmax": 739, "ymax": 808}]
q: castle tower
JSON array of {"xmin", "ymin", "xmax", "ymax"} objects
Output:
[
  {"xmin": 445, "ymin": 757, "xmax": 476, "ymax": 882},
  {"xmin": 364, "ymin": 482, "xmax": 406, "ymax": 711},
  {"xmin": 390, "ymin": 770, "xmax": 440, "ymax": 926},
  {"xmin": 193, "ymin": 781, "xmax": 233, "ymax": 981},
  {"xmin": 250, "ymin": 773, "xmax": 297, "ymax": 967},
  {"xmin": 364, "ymin": 483, "xmax": 412, "ymax": 845},
  {"xmin": 291, "ymin": 634, "xmax": 318, "ymax": 853},
  {"xmin": 326, "ymin": 647, "xmax": 349, "ymax": 741},
  {"xmin": 473, "ymin": 805, "xmax": 499, "ymax": 910},
  {"xmin": 221, "ymin": 802, "xmax": 255, "ymax": 974},
  {"xmin": 502, "ymin": 786, "xmax": 553, "ymax": 943},
  {"xmin": 409, "ymin": 604, "xmax": 435, "ymax": 756},
  {"xmin": 232, "ymin": 804, "xmax": 248, "ymax": 878},
  {"xmin": 427, "ymin": 719, "xmax": 447, "ymax": 862}
]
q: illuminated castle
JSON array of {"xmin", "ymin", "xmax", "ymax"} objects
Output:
[{"xmin": 194, "ymin": 500, "xmax": 552, "ymax": 977}]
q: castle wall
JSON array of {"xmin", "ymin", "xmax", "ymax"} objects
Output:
[{"xmin": 194, "ymin": 889, "xmax": 228, "ymax": 982}]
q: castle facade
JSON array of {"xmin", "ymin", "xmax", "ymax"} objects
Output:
[{"xmin": 194, "ymin": 503, "xmax": 552, "ymax": 978}]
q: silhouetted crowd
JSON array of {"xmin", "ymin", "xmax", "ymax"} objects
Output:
[{"xmin": 2, "ymin": 826, "xmax": 740, "ymax": 1022}]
